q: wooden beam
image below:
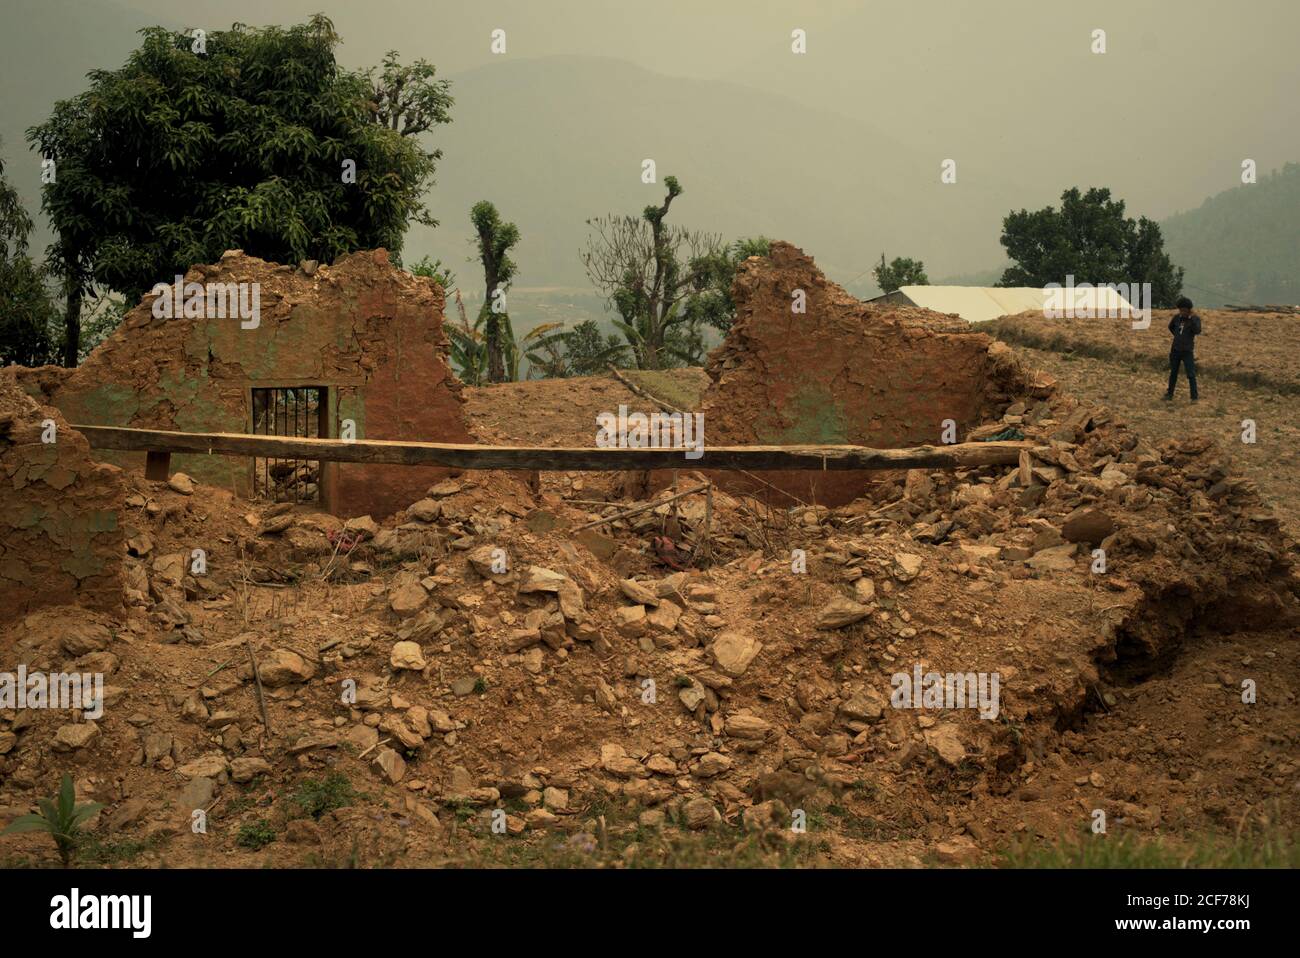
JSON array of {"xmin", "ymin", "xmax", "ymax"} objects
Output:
[{"xmin": 72, "ymin": 424, "xmax": 1031, "ymax": 473}]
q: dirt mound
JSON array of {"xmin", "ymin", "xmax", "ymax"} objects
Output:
[
  {"xmin": 694, "ymin": 242, "xmax": 1045, "ymax": 504},
  {"xmin": 2, "ymin": 246, "xmax": 1297, "ymax": 868},
  {"xmin": 0, "ymin": 374, "xmax": 125, "ymax": 616},
  {"xmin": 2, "ymin": 368, "xmax": 1296, "ymax": 867}
]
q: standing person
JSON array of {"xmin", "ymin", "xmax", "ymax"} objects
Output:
[{"xmin": 1164, "ymin": 296, "xmax": 1201, "ymax": 402}]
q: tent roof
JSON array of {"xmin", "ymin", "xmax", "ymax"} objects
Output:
[{"xmin": 890, "ymin": 285, "xmax": 1135, "ymax": 324}]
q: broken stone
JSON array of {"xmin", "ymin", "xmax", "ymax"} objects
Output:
[
  {"xmin": 816, "ymin": 595, "xmax": 872, "ymax": 629},
  {"xmin": 167, "ymin": 473, "xmax": 195, "ymax": 495},
  {"xmin": 710, "ymin": 630, "xmax": 762, "ymax": 677},
  {"xmin": 257, "ymin": 648, "xmax": 316, "ymax": 687},
  {"xmin": 230, "ymin": 757, "xmax": 272, "ymax": 783},
  {"xmin": 52, "ymin": 722, "xmax": 100, "ymax": 751},
  {"xmin": 390, "ymin": 640, "xmax": 427, "ymax": 671},
  {"xmin": 1061, "ymin": 506, "xmax": 1116, "ymax": 546},
  {"xmin": 518, "ymin": 565, "xmax": 568, "ymax": 594},
  {"xmin": 891, "ymin": 553, "xmax": 924, "ymax": 582}
]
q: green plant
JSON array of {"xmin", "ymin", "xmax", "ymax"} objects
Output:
[
  {"xmin": 236, "ymin": 819, "xmax": 278, "ymax": 851},
  {"xmin": 1, "ymin": 773, "xmax": 103, "ymax": 866},
  {"xmin": 289, "ymin": 772, "xmax": 358, "ymax": 820}
]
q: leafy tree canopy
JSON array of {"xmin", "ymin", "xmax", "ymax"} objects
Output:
[
  {"xmin": 872, "ymin": 253, "xmax": 928, "ymax": 293},
  {"xmin": 998, "ymin": 186, "xmax": 1184, "ymax": 307},
  {"xmin": 682, "ymin": 236, "xmax": 771, "ymax": 335},
  {"xmin": 26, "ymin": 14, "xmax": 448, "ymax": 304},
  {"xmin": 0, "ymin": 142, "xmax": 60, "ymax": 366}
]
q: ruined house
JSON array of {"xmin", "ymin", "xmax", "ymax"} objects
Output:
[
  {"xmin": 12, "ymin": 249, "xmax": 475, "ymax": 519},
  {"xmin": 682, "ymin": 242, "xmax": 1044, "ymax": 505},
  {"xmin": 0, "ymin": 375, "xmax": 125, "ymax": 616}
]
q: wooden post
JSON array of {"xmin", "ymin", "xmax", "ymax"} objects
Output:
[{"xmin": 144, "ymin": 450, "xmax": 171, "ymax": 481}]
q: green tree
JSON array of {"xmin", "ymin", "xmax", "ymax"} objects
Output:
[
  {"xmin": 0, "ymin": 143, "xmax": 61, "ymax": 366},
  {"xmin": 27, "ymin": 15, "xmax": 449, "ymax": 365},
  {"xmin": 582, "ymin": 176, "xmax": 722, "ymax": 370},
  {"xmin": 469, "ymin": 201, "xmax": 520, "ymax": 383},
  {"xmin": 998, "ymin": 186, "xmax": 1184, "ymax": 306},
  {"xmin": 872, "ymin": 253, "xmax": 929, "ymax": 293},
  {"xmin": 561, "ymin": 319, "xmax": 631, "ymax": 376},
  {"xmin": 408, "ymin": 255, "xmax": 456, "ymax": 290},
  {"xmin": 682, "ymin": 236, "xmax": 772, "ymax": 335}
]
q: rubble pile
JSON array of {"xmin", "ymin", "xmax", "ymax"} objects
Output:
[{"xmin": 1, "ymin": 245, "xmax": 1297, "ymax": 867}]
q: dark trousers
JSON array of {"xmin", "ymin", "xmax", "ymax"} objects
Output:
[{"xmin": 1167, "ymin": 348, "xmax": 1197, "ymax": 399}]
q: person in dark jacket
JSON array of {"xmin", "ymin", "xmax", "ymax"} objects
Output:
[{"xmin": 1164, "ymin": 296, "xmax": 1201, "ymax": 402}]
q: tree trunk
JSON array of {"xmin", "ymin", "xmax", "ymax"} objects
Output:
[
  {"xmin": 63, "ymin": 285, "xmax": 82, "ymax": 367},
  {"xmin": 485, "ymin": 308, "xmax": 505, "ymax": 383}
]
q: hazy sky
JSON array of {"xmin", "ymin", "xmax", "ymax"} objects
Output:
[
  {"xmin": 113, "ymin": 0, "xmax": 1300, "ymax": 225},
  {"xmin": 6, "ymin": 0, "xmax": 1298, "ymax": 291}
]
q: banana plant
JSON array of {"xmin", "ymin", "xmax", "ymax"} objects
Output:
[{"xmin": 2, "ymin": 773, "xmax": 103, "ymax": 866}]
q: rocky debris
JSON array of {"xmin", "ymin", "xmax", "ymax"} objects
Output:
[
  {"xmin": 891, "ymin": 553, "xmax": 924, "ymax": 582},
  {"xmin": 390, "ymin": 641, "xmax": 427, "ymax": 671},
  {"xmin": 1061, "ymin": 506, "xmax": 1115, "ymax": 545},
  {"xmin": 816, "ymin": 595, "xmax": 872, "ymax": 629},
  {"xmin": 710, "ymin": 630, "xmax": 762, "ymax": 677},
  {"xmin": 167, "ymin": 473, "xmax": 195, "ymax": 496},
  {"xmin": 681, "ymin": 796, "xmax": 720, "ymax": 829},
  {"xmin": 256, "ymin": 648, "xmax": 316, "ymax": 687},
  {"xmin": 230, "ymin": 757, "xmax": 272, "ymax": 783},
  {"xmin": 2, "ymin": 261, "xmax": 1297, "ymax": 872},
  {"xmin": 52, "ymin": 722, "xmax": 100, "ymax": 752}
]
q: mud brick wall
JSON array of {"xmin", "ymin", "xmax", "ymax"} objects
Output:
[
  {"xmin": 0, "ymin": 375, "xmax": 125, "ymax": 615},
  {"xmin": 16, "ymin": 249, "xmax": 475, "ymax": 519},
  {"xmin": 686, "ymin": 242, "xmax": 1031, "ymax": 505}
]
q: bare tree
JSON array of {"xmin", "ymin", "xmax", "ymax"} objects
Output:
[{"xmin": 581, "ymin": 176, "xmax": 721, "ymax": 369}]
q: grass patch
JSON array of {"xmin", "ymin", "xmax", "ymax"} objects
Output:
[
  {"xmin": 986, "ymin": 322, "xmax": 1299, "ymax": 396},
  {"xmin": 618, "ymin": 369, "xmax": 706, "ymax": 411},
  {"xmin": 288, "ymin": 772, "xmax": 359, "ymax": 821},
  {"xmin": 466, "ymin": 822, "xmax": 823, "ymax": 869},
  {"xmin": 235, "ymin": 820, "xmax": 277, "ymax": 851},
  {"xmin": 999, "ymin": 828, "xmax": 1300, "ymax": 868},
  {"xmin": 75, "ymin": 833, "xmax": 167, "ymax": 866}
]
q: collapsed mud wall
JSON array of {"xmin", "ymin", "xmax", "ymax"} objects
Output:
[
  {"xmin": 687, "ymin": 242, "xmax": 1037, "ymax": 504},
  {"xmin": 14, "ymin": 249, "xmax": 475, "ymax": 519},
  {"xmin": 0, "ymin": 374, "xmax": 125, "ymax": 615}
]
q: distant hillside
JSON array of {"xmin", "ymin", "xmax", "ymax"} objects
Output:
[{"xmin": 1161, "ymin": 163, "xmax": 1300, "ymax": 307}]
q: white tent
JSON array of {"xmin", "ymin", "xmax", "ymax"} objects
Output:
[{"xmin": 870, "ymin": 285, "xmax": 1136, "ymax": 324}]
